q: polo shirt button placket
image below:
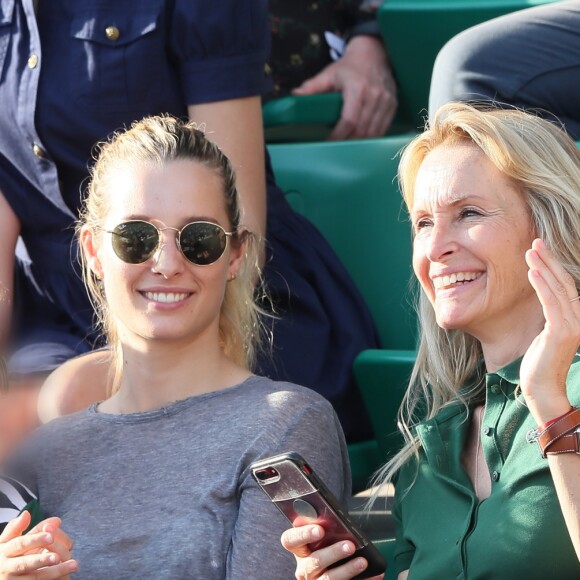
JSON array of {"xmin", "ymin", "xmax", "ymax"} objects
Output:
[{"xmin": 492, "ymin": 470, "xmax": 500, "ymax": 482}]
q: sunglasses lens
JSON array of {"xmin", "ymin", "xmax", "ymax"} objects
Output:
[
  {"xmin": 180, "ymin": 223, "xmax": 227, "ymax": 265},
  {"xmin": 111, "ymin": 221, "xmax": 159, "ymax": 264}
]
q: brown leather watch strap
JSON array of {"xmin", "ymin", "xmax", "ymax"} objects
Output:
[
  {"xmin": 544, "ymin": 431, "xmax": 580, "ymax": 456},
  {"xmin": 538, "ymin": 408, "xmax": 580, "ymax": 458}
]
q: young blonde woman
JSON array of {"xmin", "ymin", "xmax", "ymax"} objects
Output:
[
  {"xmin": 0, "ymin": 116, "xmax": 350, "ymax": 578},
  {"xmin": 283, "ymin": 103, "xmax": 580, "ymax": 579}
]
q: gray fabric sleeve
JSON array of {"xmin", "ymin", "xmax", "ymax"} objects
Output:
[
  {"xmin": 227, "ymin": 400, "xmax": 351, "ymax": 579},
  {"xmin": 429, "ymin": 1, "xmax": 580, "ymax": 138}
]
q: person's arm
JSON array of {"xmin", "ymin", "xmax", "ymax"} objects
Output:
[
  {"xmin": 227, "ymin": 399, "xmax": 352, "ymax": 579},
  {"xmin": 187, "ymin": 98, "xmax": 266, "ymax": 243},
  {"xmin": 0, "ymin": 191, "xmax": 20, "ymax": 345},
  {"xmin": 37, "ymin": 349, "xmax": 113, "ymax": 422},
  {"xmin": 520, "ymin": 238, "xmax": 580, "ymax": 560},
  {"xmin": 293, "ymin": 35, "xmax": 397, "ymax": 140}
]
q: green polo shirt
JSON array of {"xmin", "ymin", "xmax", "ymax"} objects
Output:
[{"xmin": 393, "ymin": 355, "xmax": 580, "ymax": 579}]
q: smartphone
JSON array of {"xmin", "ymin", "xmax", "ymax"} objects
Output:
[{"xmin": 251, "ymin": 452, "xmax": 386, "ymax": 579}]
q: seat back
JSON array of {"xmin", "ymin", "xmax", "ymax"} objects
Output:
[
  {"xmin": 379, "ymin": 0, "xmax": 558, "ymax": 127},
  {"xmin": 268, "ymin": 136, "xmax": 417, "ymax": 350}
]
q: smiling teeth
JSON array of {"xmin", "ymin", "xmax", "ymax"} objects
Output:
[
  {"xmin": 434, "ymin": 272, "xmax": 480, "ymax": 289},
  {"xmin": 143, "ymin": 292, "xmax": 189, "ymax": 303}
]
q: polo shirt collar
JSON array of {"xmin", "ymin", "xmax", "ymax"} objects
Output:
[{"xmin": 489, "ymin": 356, "xmax": 522, "ymax": 386}]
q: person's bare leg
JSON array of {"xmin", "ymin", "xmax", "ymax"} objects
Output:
[{"xmin": 37, "ymin": 350, "xmax": 112, "ymax": 422}]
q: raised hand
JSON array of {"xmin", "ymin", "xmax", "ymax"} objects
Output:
[{"xmin": 521, "ymin": 238, "xmax": 580, "ymax": 425}]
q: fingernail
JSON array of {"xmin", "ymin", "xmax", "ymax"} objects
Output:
[
  {"xmin": 44, "ymin": 533, "xmax": 53, "ymax": 543},
  {"xmin": 342, "ymin": 542, "xmax": 354, "ymax": 555},
  {"xmin": 355, "ymin": 558, "xmax": 366, "ymax": 570},
  {"xmin": 67, "ymin": 560, "xmax": 78, "ymax": 571},
  {"xmin": 48, "ymin": 553, "xmax": 58, "ymax": 564},
  {"xmin": 311, "ymin": 527, "xmax": 322, "ymax": 539}
]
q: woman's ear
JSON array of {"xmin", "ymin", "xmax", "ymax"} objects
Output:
[
  {"xmin": 80, "ymin": 225, "xmax": 104, "ymax": 279},
  {"xmin": 227, "ymin": 230, "xmax": 248, "ymax": 279}
]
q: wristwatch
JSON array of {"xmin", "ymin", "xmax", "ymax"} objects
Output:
[{"xmin": 526, "ymin": 408, "xmax": 580, "ymax": 458}]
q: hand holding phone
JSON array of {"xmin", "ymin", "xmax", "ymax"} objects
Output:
[{"xmin": 251, "ymin": 452, "xmax": 386, "ymax": 580}]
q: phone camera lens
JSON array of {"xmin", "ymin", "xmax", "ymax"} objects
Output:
[{"xmin": 256, "ymin": 467, "xmax": 279, "ymax": 481}]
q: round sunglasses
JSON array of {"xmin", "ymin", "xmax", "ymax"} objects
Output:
[{"xmin": 104, "ymin": 220, "xmax": 235, "ymax": 266}]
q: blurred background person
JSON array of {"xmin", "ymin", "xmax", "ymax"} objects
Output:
[
  {"xmin": 430, "ymin": 0, "xmax": 580, "ymax": 139},
  {"xmin": 268, "ymin": 0, "xmax": 398, "ymax": 139}
]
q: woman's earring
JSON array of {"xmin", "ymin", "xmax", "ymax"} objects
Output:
[{"xmin": 228, "ymin": 273, "xmax": 237, "ymax": 282}]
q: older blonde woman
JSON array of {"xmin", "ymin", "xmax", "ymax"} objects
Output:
[{"xmin": 283, "ymin": 104, "xmax": 580, "ymax": 579}]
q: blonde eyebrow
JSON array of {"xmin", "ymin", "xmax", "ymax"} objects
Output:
[{"xmin": 411, "ymin": 193, "xmax": 488, "ymax": 216}]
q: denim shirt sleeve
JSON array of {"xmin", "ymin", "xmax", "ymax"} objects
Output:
[{"xmin": 167, "ymin": 0, "xmax": 272, "ymax": 104}]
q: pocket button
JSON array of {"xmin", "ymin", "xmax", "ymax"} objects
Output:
[{"xmin": 105, "ymin": 26, "xmax": 120, "ymax": 41}]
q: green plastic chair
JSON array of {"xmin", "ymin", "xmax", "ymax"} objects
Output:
[
  {"xmin": 374, "ymin": 538, "xmax": 398, "ymax": 580},
  {"xmin": 379, "ymin": 0, "xmax": 559, "ymax": 128},
  {"xmin": 268, "ymin": 135, "xmax": 416, "ymax": 350},
  {"xmin": 263, "ymin": 93, "xmax": 411, "ymax": 143},
  {"xmin": 263, "ymin": 93, "xmax": 343, "ymax": 143},
  {"xmin": 354, "ymin": 349, "xmax": 415, "ymax": 461},
  {"xmin": 268, "ymin": 135, "xmax": 417, "ymax": 490}
]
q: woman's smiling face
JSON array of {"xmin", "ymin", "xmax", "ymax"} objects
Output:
[
  {"xmin": 84, "ymin": 159, "xmax": 243, "ymax": 348},
  {"xmin": 411, "ymin": 142, "xmax": 539, "ymax": 342}
]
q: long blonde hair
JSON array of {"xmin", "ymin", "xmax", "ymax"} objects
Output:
[
  {"xmin": 78, "ymin": 115, "xmax": 266, "ymax": 390},
  {"xmin": 374, "ymin": 103, "xmax": 580, "ymax": 491}
]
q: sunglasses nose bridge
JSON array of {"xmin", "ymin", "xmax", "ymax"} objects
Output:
[{"xmin": 150, "ymin": 226, "xmax": 185, "ymax": 272}]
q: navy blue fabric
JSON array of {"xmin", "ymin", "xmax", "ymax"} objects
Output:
[{"xmin": 0, "ymin": 0, "xmax": 378, "ymax": 441}]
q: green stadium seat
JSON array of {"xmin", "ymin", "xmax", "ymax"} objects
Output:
[
  {"xmin": 263, "ymin": 93, "xmax": 411, "ymax": 143},
  {"xmin": 263, "ymin": 93, "xmax": 343, "ymax": 143},
  {"xmin": 374, "ymin": 538, "xmax": 398, "ymax": 580},
  {"xmin": 354, "ymin": 349, "xmax": 415, "ymax": 460},
  {"xmin": 379, "ymin": 0, "xmax": 558, "ymax": 128},
  {"xmin": 268, "ymin": 136, "xmax": 416, "ymax": 349},
  {"xmin": 348, "ymin": 439, "xmax": 383, "ymax": 493},
  {"xmin": 268, "ymin": 135, "xmax": 417, "ymax": 490}
]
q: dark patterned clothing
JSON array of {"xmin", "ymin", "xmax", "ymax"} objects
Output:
[{"xmin": 268, "ymin": 0, "xmax": 380, "ymax": 97}]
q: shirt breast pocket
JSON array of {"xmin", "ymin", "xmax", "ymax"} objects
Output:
[
  {"xmin": 0, "ymin": 0, "xmax": 15, "ymax": 81},
  {"xmin": 69, "ymin": 2, "xmax": 164, "ymax": 114}
]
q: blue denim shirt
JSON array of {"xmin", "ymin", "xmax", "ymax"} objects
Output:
[{"xmin": 0, "ymin": 0, "xmax": 270, "ymax": 344}]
